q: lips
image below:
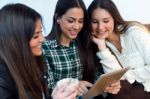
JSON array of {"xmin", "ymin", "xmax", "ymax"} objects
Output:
[
  {"xmin": 96, "ymin": 31, "xmax": 106, "ymax": 35},
  {"xmin": 69, "ymin": 31, "xmax": 78, "ymax": 35},
  {"xmin": 34, "ymin": 45, "xmax": 42, "ymax": 51},
  {"xmin": 37, "ymin": 45, "xmax": 42, "ymax": 48}
]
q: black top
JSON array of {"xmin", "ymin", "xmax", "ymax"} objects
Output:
[{"xmin": 0, "ymin": 61, "xmax": 18, "ymax": 99}]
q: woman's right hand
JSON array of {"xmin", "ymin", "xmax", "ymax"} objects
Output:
[
  {"xmin": 52, "ymin": 81, "xmax": 77, "ymax": 99},
  {"xmin": 92, "ymin": 35, "xmax": 107, "ymax": 51},
  {"xmin": 77, "ymin": 81, "xmax": 93, "ymax": 96},
  {"xmin": 104, "ymin": 80, "xmax": 121, "ymax": 94}
]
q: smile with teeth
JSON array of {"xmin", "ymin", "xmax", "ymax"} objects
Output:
[
  {"xmin": 69, "ymin": 31, "xmax": 77, "ymax": 35},
  {"xmin": 35, "ymin": 45, "xmax": 42, "ymax": 49},
  {"xmin": 96, "ymin": 31, "xmax": 106, "ymax": 35}
]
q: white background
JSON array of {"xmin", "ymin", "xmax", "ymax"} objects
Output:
[{"xmin": 1, "ymin": 0, "xmax": 150, "ymax": 36}]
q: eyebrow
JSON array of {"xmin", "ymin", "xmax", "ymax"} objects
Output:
[
  {"xmin": 103, "ymin": 17, "xmax": 110, "ymax": 20},
  {"xmin": 34, "ymin": 30, "xmax": 42, "ymax": 34},
  {"xmin": 68, "ymin": 17, "xmax": 84, "ymax": 20}
]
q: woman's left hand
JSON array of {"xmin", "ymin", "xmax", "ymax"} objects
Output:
[{"xmin": 104, "ymin": 80, "xmax": 121, "ymax": 94}]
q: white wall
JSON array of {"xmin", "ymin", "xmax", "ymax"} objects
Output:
[
  {"xmin": 1, "ymin": 0, "xmax": 150, "ymax": 36},
  {"xmin": 113, "ymin": 0, "xmax": 150, "ymax": 24},
  {"xmin": 0, "ymin": 0, "xmax": 55, "ymax": 36}
]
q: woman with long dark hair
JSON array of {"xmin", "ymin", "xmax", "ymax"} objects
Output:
[
  {"xmin": 42, "ymin": 0, "xmax": 121, "ymax": 98},
  {"xmin": 0, "ymin": 3, "xmax": 77, "ymax": 99}
]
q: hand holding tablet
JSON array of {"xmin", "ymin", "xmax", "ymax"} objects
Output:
[{"xmin": 84, "ymin": 67, "xmax": 129, "ymax": 99}]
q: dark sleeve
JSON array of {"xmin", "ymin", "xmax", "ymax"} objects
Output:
[{"xmin": 0, "ymin": 63, "xmax": 18, "ymax": 99}]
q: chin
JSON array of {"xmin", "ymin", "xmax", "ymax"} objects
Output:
[
  {"xmin": 97, "ymin": 35, "xmax": 107, "ymax": 39},
  {"xmin": 33, "ymin": 52, "xmax": 42, "ymax": 56},
  {"xmin": 71, "ymin": 36, "xmax": 77, "ymax": 40}
]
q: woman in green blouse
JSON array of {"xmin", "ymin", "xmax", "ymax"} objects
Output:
[{"xmin": 42, "ymin": 0, "xmax": 121, "ymax": 98}]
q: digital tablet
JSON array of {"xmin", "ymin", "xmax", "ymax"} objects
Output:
[{"xmin": 83, "ymin": 67, "xmax": 129, "ymax": 99}]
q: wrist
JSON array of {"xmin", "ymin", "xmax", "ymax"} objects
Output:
[{"xmin": 98, "ymin": 44, "xmax": 107, "ymax": 51}]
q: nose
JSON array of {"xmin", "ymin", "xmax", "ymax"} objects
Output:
[
  {"xmin": 73, "ymin": 22, "xmax": 80, "ymax": 30},
  {"xmin": 98, "ymin": 23, "xmax": 104, "ymax": 30},
  {"xmin": 39, "ymin": 33, "xmax": 44, "ymax": 43}
]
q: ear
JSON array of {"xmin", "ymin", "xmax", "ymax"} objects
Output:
[
  {"xmin": 54, "ymin": 14, "xmax": 60, "ymax": 24},
  {"xmin": 56, "ymin": 18, "xmax": 60, "ymax": 24},
  {"xmin": 57, "ymin": 18, "xmax": 60, "ymax": 24}
]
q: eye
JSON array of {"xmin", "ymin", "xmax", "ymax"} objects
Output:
[
  {"xmin": 79, "ymin": 19, "xmax": 84, "ymax": 23},
  {"xmin": 33, "ymin": 34, "xmax": 39, "ymax": 39},
  {"xmin": 68, "ymin": 19, "xmax": 74, "ymax": 23},
  {"xmin": 103, "ymin": 19, "xmax": 110, "ymax": 23},
  {"xmin": 103, "ymin": 20, "xmax": 109, "ymax": 23},
  {"xmin": 33, "ymin": 31, "xmax": 42, "ymax": 39},
  {"xmin": 91, "ymin": 19, "xmax": 99, "ymax": 24}
]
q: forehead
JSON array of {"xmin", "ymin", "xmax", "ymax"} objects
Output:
[
  {"xmin": 92, "ymin": 8, "xmax": 112, "ymax": 19},
  {"xmin": 34, "ymin": 19, "xmax": 42, "ymax": 33},
  {"xmin": 63, "ymin": 7, "xmax": 84, "ymax": 18}
]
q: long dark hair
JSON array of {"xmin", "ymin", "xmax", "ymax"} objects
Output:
[
  {"xmin": 0, "ymin": 3, "xmax": 46, "ymax": 99},
  {"xmin": 46, "ymin": 0, "xmax": 99, "ymax": 83}
]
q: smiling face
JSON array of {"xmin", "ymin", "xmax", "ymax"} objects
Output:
[
  {"xmin": 30, "ymin": 19, "xmax": 44, "ymax": 56},
  {"xmin": 91, "ymin": 8, "xmax": 115, "ymax": 39},
  {"xmin": 58, "ymin": 7, "xmax": 84, "ymax": 43}
]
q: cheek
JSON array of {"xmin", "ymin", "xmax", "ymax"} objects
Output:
[
  {"xmin": 59, "ymin": 22, "xmax": 70, "ymax": 32},
  {"xmin": 29, "ymin": 40, "xmax": 38, "ymax": 52},
  {"xmin": 60, "ymin": 20, "xmax": 70, "ymax": 28},
  {"xmin": 78, "ymin": 23, "xmax": 84, "ymax": 31},
  {"xmin": 29, "ymin": 41, "xmax": 34, "ymax": 49},
  {"xmin": 80, "ymin": 23, "xmax": 83, "ymax": 28},
  {"xmin": 108, "ymin": 22, "xmax": 115, "ymax": 31},
  {"xmin": 108, "ymin": 25, "xmax": 114, "ymax": 33},
  {"xmin": 91, "ymin": 24, "xmax": 97, "ymax": 32},
  {"xmin": 29, "ymin": 39, "xmax": 36, "ymax": 48},
  {"xmin": 30, "ymin": 44, "xmax": 36, "ymax": 54}
]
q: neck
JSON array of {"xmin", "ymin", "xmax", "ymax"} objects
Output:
[
  {"xmin": 107, "ymin": 33, "xmax": 122, "ymax": 52},
  {"xmin": 107, "ymin": 33, "xmax": 120, "ymax": 43},
  {"xmin": 60, "ymin": 36, "xmax": 71, "ymax": 47}
]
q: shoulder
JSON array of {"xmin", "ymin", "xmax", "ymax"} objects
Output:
[
  {"xmin": 125, "ymin": 22, "xmax": 148, "ymax": 32},
  {"xmin": 125, "ymin": 23, "xmax": 150, "ymax": 37},
  {"xmin": 42, "ymin": 39, "xmax": 58, "ymax": 49},
  {"xmin": 123, "ymin": 24, "xmax": 150, "ymax": 45}
]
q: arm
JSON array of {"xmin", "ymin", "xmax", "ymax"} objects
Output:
[
  {"xmin": 96, "ymin": 49, "xmax": 122, "ymax": 73},
  {"xmin": 92, "ymin": 36, "xmax": 122, "ymax": 73},
  {"xmin": 42, "ymin": 41, "xmax": 56, "ymax": 90},
  {"xmin": 129, "ymin": 26, "xmax": 150, "ymax": 82},
  {"xmin": 44, "ymin": 57, "xmax": 56, "ymax": 90}
]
